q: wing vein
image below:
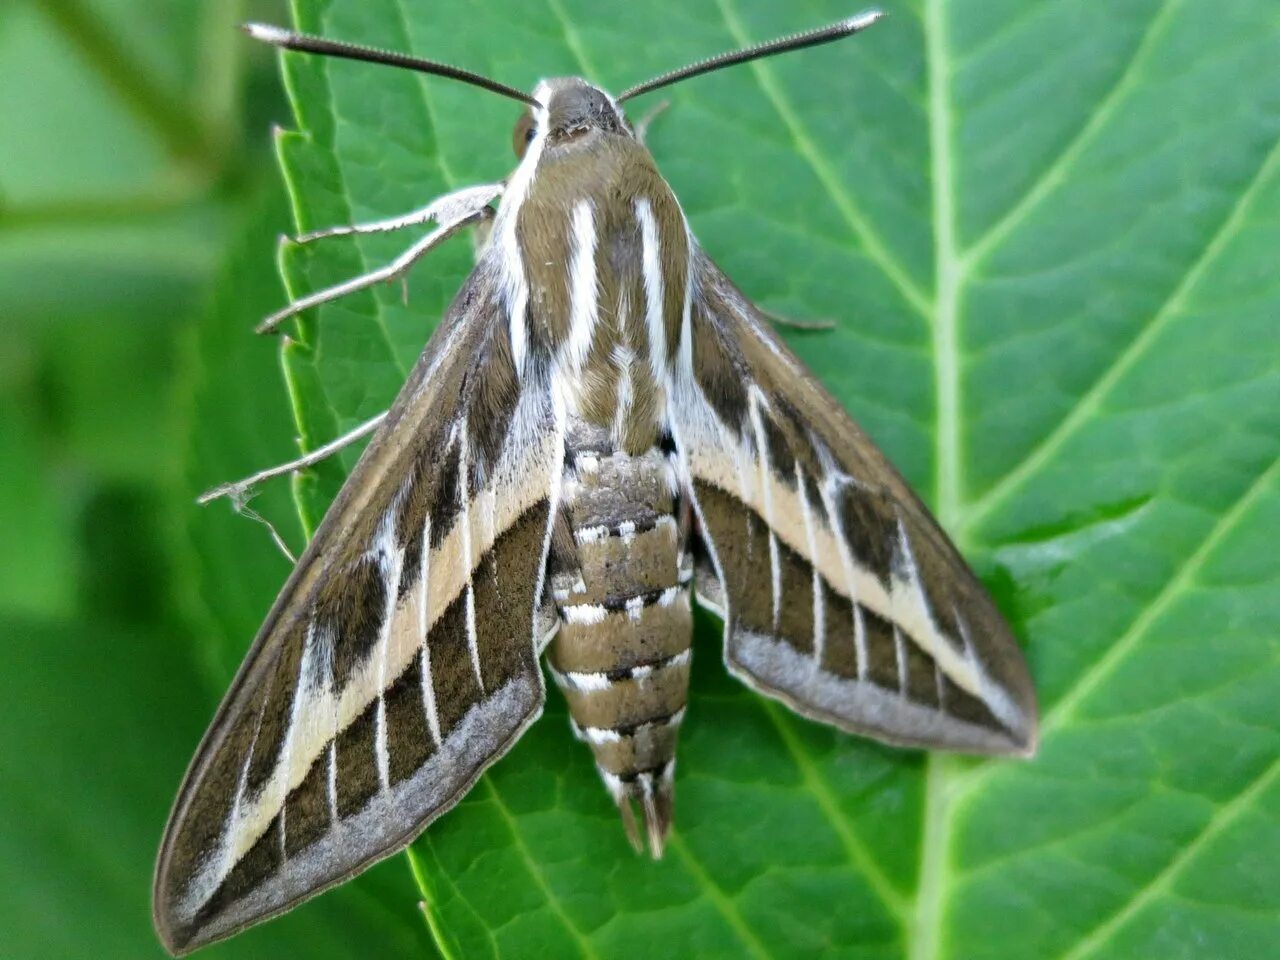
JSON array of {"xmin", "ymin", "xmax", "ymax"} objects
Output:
[
  {"xmin": 796, "ymin": 461, "xmax": 825, "ymax": 664},
  {"xmin": 419, "ymin": 515, "xmax": 443, "ymax": 747},
  {"xmin": 458, "ymin": 423, "xmax": 486, "ymax": 695}
]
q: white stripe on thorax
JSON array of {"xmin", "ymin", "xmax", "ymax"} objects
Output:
[
  {"xmin": 493, "ymin": 92, "xmax": 548, "ymax": 378},
  {"xmin": 611, "ymin": 341, "xmax": 635, "ymax": 447},
  {"xmin": 526, "ymin": 386, "xmax": 568, "ymax": 656},
  {"xmin": 635, "ymin": 196, "xmax": 668, "ymax": 379},
  {"xmin": 677, "ymin": 215, "xmax": 695, "ymax": 382},
  {"xmin": 566, "ymin": 200, "xmax": 599, "ymax": 375}
]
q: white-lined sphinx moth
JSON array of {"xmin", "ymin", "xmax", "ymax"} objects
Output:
[{"xmin": 156, "ymin": 11, "xmax": 1037, "ymax": 953}]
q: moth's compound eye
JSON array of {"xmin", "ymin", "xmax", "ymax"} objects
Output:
[{"xmin": 512, "ymin": 112, "xmax": 536, "ymax": 158}]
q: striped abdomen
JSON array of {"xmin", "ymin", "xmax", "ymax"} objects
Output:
[{"xmin": 547, "ymin": 424, "xmax": 691, "ymax": 855}]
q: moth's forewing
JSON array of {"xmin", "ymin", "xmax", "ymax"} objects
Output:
[
  {"xmin": 674, "ymin": 253, "xmax": 1037, "ymax": 755},
  {"xmin": 154, "ymin": 255, "xmax": 563, "ymax": 954}
]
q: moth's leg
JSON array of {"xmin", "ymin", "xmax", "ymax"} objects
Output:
[
  {"xmin": 633, "ymin": 99, "xmax": 671, "ymax": 146},
  {"xmin": 197, "ymin": 411, "xmax": 388, "ymax": 508},
  {"xmin": 231, "ymin": 503, "xmax": 298, "ymax": 564},
  {"xmin": 761, "ymin": 307, "xmax": 836, "ymax": 332},
  {"xmin": 294, "ymin": 182, "xmax": 504, "ymax": 244},
  {"xmin": 257, "ymin": 186, "xmax": 501, "ymax": 333}
]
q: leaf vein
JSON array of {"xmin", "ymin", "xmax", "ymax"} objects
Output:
[
  {"xmin": 960, "ymin": 0, "xmax": 1184, "ymax": 266},
  {"xmin": 666, "ymin": 833, "xmax": 774, "ymax": 960},
  {"xmin": 762, "ymin": 702, "xmax": 910, "ymax": 921},
  {"xmin": 482, "ymin": 779, "xmax": 600, "ymax": 960},
  {"xmin": 964, "ymin": 130, "xmax": 1280, "ymax": 531},
  {"xmin": 711, "ymin": 0, "xmax": 933, "ymax": 319},
  {"xmin": 1055, "ymin": 755, "xmax": 1280, "ymax": 960},
  {"xmin": 957, "ymin": 454, "xmax": 1280, "ymax": 803},
  {"xmin": 910, "ymin": 1, "xmax": 962, "ymax": 956},
  {"xmin": 1036, "ymin": 455, "xmax": 1280, "ymax": 737}
]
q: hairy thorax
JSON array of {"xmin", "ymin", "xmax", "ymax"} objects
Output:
[{"xmin": 514, "ymin": 124, "xmax": 689, "ymax": 453}]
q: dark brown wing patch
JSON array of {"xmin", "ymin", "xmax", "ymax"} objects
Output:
[
  {"xmin": 155, "ymin": 257, "xmax": 562, "ymax": 954},
  {"xmin": 676, "ymin": 252, "xmax": 1036, "ymax": 757}
]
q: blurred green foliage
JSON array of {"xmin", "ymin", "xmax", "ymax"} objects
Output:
[{"xmin": 1, "ymin": 1, "xmax": 430, "ymax": 956}]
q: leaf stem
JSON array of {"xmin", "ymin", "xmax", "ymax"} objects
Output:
[
  {"xmin": 196, "ymin": 0, "xmax": 249, "ymax": 152},
  {"xmin": 0, "ymin": 184, "xmax": 204, "ymax": 229},
  {"xmin": 39, "ymin": 0, "xmax": 224, "ymax": 173}
]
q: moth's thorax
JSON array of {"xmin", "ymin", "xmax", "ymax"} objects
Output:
[{"xmin": 503, "ymin": 78, "xmax": 691, "ymax": 454}]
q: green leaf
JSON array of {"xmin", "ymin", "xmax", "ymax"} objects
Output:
[{"xmin": 262, "ymin": 0, "xmax": 1280, "ymax": 957}]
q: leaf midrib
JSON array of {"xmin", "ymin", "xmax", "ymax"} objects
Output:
[
  {"xmin": 909, "ymin": 1, "xmax": 962, "ymax": 958},
  {"xmin": 913, "ymin": 3, "xmax": 1280, "ymax": 958}
]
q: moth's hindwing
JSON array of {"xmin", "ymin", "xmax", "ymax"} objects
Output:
[
  {"xmin": 674, "ymin": 253, "xmax": 1037, "ymax": 755},
  {"xmin": 154, "ymin": 253, "xmax": 563, "ymax": 954}
]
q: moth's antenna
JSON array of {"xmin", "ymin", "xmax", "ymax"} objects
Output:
[
  {"xmin": 616, "ymin": 9, "xmax": 883, "ymax": 104},
  {"xmin": 243, "ymin": 23, "xmax": 542, "ymax": 108}
]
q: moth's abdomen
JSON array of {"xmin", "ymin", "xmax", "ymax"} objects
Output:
[{"xmin": 548, "ymin": 425, "xmax": 691, "ymax": 856}]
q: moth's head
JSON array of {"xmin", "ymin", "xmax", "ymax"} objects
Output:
[{"xmin": 512, "ymin": 78, "xmax": 629, "ymax": 159}]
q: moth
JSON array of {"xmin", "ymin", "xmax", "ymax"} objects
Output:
[{"xmin": 155, "ymin": 10, "xmax": 1037, "ymax": 954}]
